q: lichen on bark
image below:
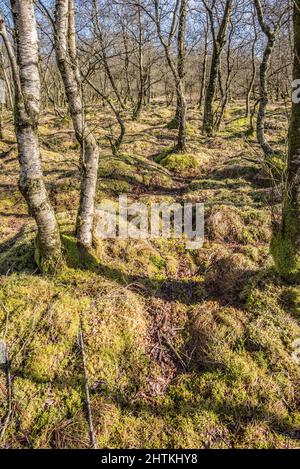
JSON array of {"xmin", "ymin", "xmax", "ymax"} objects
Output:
[{"xmin": 271, "ymin": 0, "xmax": 300, "ymax": 282}]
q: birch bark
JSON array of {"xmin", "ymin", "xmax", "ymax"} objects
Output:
[
  {"xmin": 55, "ymin": 0, "xmax": 100, "ymax": 249},
  {"xmin": 0, "ymin": 2, "xmax": 62, "ymax": 272}
]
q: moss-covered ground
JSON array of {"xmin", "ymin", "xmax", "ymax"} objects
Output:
[{"xmin": 0, "ymin": 101, "xmax": 300, "ymax": 448}]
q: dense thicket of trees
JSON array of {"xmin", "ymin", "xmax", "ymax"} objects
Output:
[{"xmin": 0, "ymin": 0, "xmax": 298, "ymax": 278}]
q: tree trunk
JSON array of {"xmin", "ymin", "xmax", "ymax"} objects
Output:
[
  {"xmin": 215, "ymin": 22, "xmax": 234, "ymax": 132},
  {"xmin": 0, "ymin": 50, "xmax": 14, "ymax": 111},
  {"xmin": 0, "ymin": 1, "xmax": 62, "ymax": 272},
  {"xmin": 271, "ymin": 0, "xmax": 300, "ymax": 281},
  {"xmin": 246, "ymin": 22, "xmax": 258, "ymax": 119},
  {"xmin": 133, "ymin": 3, "xmax": 145, "ymax": 120},
  {"xmin": 256, "ymin": 35, "xmax": 275, "ymax": 156},
  {"xmin": 254, "ymin": 0, "xmax": 277, "ymax": 156},
  {"xmin": 202, "ymin": 0, "xmax": 233, "ymax": 136},
  {"xmin": 175, "ymin": 0, "xmax": 187, "ymax": 152},
  {"xmin": 199, "ymin": 24, "xmax": 208, "ymax": 112},
  {"xmin": 169, "ymin": 0, "xmax": 187, "ymax": 139},
  {"xmin": 202, "ymin": 46, "xmax": 220, "ymax": 136},
  {"xmin": 55, "ymin": 0, "xmax": 99, "ymax": 249},
  {"xmin": 122, "ymin": 25, "xmax": 132, "ymax": 104},
  {"xmin": 154, "ymin": 0, "xmax": 187, "ymax": 151},
  {"xmin": 0, "ymin": 103, "xmax": 3, "ymax": 140}
]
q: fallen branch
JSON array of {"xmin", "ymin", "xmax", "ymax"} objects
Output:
[{"xmin": 78, "ymin": 318, "xmax": 97, "ymax": 449}]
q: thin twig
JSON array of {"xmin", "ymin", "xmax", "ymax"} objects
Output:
[
  {"xmin": 78, "ymin": 318, "xmax": 97, "ymax": 449},
  {"xmin": 0, "ymin": 302, "xmax": 12, "ymax": 442}
]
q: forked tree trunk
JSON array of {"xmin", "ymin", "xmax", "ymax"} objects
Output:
[
  {"xmin": 0, "ymin": 1, "xmax": 62, "ymax": 272},
  {"xmin": 202, "ymin": 0, "xmax": 233, "ymax": 136},
  {"xmin": 271, "ymin": 0, "xmax": 300, "ymax": 282},
  {"xmin": 55, "ymin": 0, "xmax": 99, "ymax": 249}
]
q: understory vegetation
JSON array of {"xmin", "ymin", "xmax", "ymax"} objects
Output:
[{"xmin": 1, "ymin": 102, "xmax": 300, "ymax": 449}]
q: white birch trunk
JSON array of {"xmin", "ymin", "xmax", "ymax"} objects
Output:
[
  {"xmin": 55, "ymin": 0, "xmax": 99, "ymax": 249},
  {"xmin": 0, "ymin": 2, "xmax": 62, "ymax": 272}
]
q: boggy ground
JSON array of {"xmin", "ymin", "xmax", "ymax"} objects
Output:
[{"xmin": 0, "ymin": 101, "xmax": 300, "ymax": 448}]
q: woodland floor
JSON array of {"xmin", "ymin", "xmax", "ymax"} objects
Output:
[{"xmin": 0, "ymin": 100, "xmax": 300, "ymax": 448}]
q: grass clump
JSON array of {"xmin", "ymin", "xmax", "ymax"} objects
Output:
[
  {"xmin": 207, "ymin": 205, "xmax": 271, "ymax": 245},
  {"xmin": 281, "ymin": 287, "xmax": 300, "ymax": 319},
  {"xmin": 205, "ymin": 253, "xmax": 256, "ymax": 302},
  {"xmin": 156, "ymin": 148, "xmax": 207, "ymax": 175},
  {"xmin": 84, "ymin": 289, "xmax": 150, "ymax": 393}
]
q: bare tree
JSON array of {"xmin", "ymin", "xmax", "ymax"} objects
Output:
[
  {"xmin": 54, "ymin": 0, "xmax": 100, "ymax": 249},
  {"xmin": 245, "ymin": 10, "xmax": 258, "ymax": 121},
  {"xmin": 198, "ymin": 17, "xmax": 209, "ymax": 112},
  {"xmin": 92, "ymin": 0, "xmax": 126, "ymax": 110},
  {"xmin": 0, "ymin": 2, "xmax": 62, "ymax": 272},
  {"xmin": 152, "ymin": 0, "xmax": 188, "ymax": 152},
  {"xmin": 202, "ymin": 0, "xmax": 233, "ymax": 136},
  {"xmin": 253, "ymin": 0, "xmax": 287, "ymax": 156}
]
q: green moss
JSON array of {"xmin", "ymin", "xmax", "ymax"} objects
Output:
[
  {"xmin": 271, "ymin": 208, "xmax": 300, "ymax": 282},
  {"xmin": 149, "ymin": 254, "xmax": 166, "ymax": 271},
  {"xmin": 62, "ymin": 234, "xmax": 99, "ymax": 270},
  {"xmin": 1, "ymin": 103, "xmax": 300, "ymax": 449},
  {"xmin": 24, "ymin": 338, "xmax": 68, "ymax": 382},
  {"xmin": 266, "ymin": 153, "xmax": 287, "ymax": 178},
  {"xmin": 281, "ymin": 287, "xmax": 300, "ymax": 319},
  {"xmin": 85, "ymin": 289, "xmax": 150, "ymax": 393},
  {"xmin": 97, "ymin": 152, "xmax": 173, "ymax": 192},
  {"xmin": 222, "ymin": 117, "xmax": 249, "ymax": 137},
  {"xmin": 156, "ymin": 151, "xmax": 202, "ymax": 173}
]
